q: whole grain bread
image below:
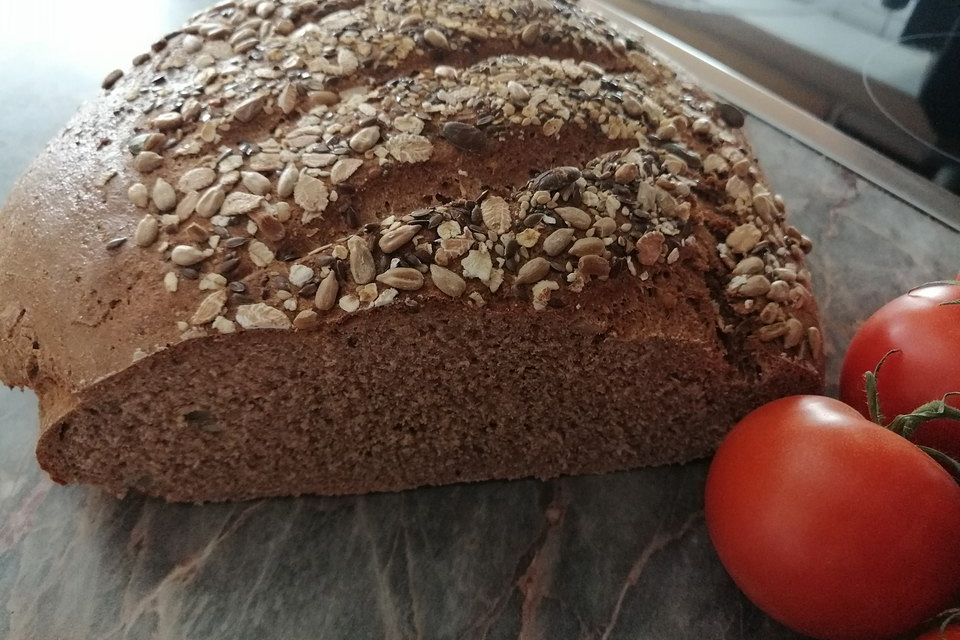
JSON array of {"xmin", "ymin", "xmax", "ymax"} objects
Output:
[{"xmin": 0, "ymin": 0, "xmax": 824, "ymax": 502}]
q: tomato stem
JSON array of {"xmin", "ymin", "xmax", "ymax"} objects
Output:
[
  {"xmin": 918, "ymin": 446, "xmax": 960, "ymax": 483},
  {"xmin": 864, "ymin": 349, "xmax": 901, "ymax": 425},
  {"xmin": 864, "ymin": 354, "xmax": 960, "ymax": 484},
  {"xmin": 887, "ymin": 393, "xmax": 960, "ymax": 439},
  {"xmin": 933, "ymin": 608, "xmax": 960, "ymax": 637}
]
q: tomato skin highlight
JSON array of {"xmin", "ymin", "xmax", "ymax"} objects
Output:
[
  {"xmin": 840, "ymin": 284, "xmax": 960, "ymax": 459},
  {"xmin": 705, "ymin": 396, "xmax": 960, "ymax": 640}
]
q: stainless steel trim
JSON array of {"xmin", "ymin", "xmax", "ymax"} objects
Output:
[{"xmin": 585, "ymin": 0, "xmax": 960, "ymax": 231}]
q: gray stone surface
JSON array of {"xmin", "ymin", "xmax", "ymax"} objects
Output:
[{"xmin": 2, "ymin": 3, "xmax": 959, "ymax": 639}]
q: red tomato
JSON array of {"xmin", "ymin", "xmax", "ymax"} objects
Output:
[
  {"xmin": 705, "ymin": 396, "xmax": 960, "ymax": 640},
  {"xmin": 840, "ymin": 283, "xmax": 960, "ymax": 459}
]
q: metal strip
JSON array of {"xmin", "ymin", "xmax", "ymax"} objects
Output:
[{"xmin": 585, "ymin": 0, "xmax": 960, "ymax": 231}]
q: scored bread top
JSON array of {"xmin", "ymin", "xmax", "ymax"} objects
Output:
[{"xmin": 0, "ymin": 0, "xmax": 821, "ymax": 394}]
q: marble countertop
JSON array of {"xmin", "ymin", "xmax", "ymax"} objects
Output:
[{"xmin": 3, "ymin": 3, "xmax": 960, "ymax": 639}]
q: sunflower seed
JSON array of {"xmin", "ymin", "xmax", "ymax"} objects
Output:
[
  {"xmin": 277, "ymin": 163, "xmax": 298, "ymax": 197},
  {"xmin": 614, "ymin": 163, "xmax": 639, "ymax": 184},
  {"xmin": 515, "ymin": 257, "xmax": 550, "ymax": 285},
  {"xmin": 732, "ymin": 256, "xmax": 765, "ymax": 276},
  {"xmin": 176, "ymin": 191, "xmax": 200, "ymax": 220},
  {"xmin": 423, "ymin": 28, "xmax": 448, "ymax": 49},
  {"xmin": 507, "ymin": 81, "xmax": 529, "ymax": 104},
  {"xmin": 128, "ymin": 133, "xmax": 165, "ymax": 156},
  {"xmin": 621, "ymin": 96, "xmax": 644, "ymax": 118},
  {"xmin": 134, "ymin": 151, "xmax": 163, "ymax": 172},
  {"xmin": 134, "ymin": 215, "xmax": 159, "ymax": 247},
  {"xmin": 128, "ymin": 183, "xmax": 149, "ymax": 208},
  {"xmin": 543, "ymin": 228, "xmax": 575, "ymax": 256},
  {"xmin": 757, "ymin": 322, "xmax": 788, "ymax": 342},
  {"xmin": 726, "ymin": 223, "xmax": 762, "ymax": 254},
  {"xmin": 783, "ymin": 318, "xmax": 804, "ymax": 348},
  {"xmin": 102, "ymin": 69, "xmax": 123, "ymax": 89},
  {"xmin": 349, "ymin": 126, "xmax": 380, "ymax": 153},
  {"xmin": 520, "ymin": 23, "xmax": 540, "ymax": 46},
  {"xmin": 430, "ymin": 264, "xmax": 466, "ymax": 297},
  {"xmin": 555, "ymin": 206, "xmax": 591, "ymax": 230},
  {"xmin": 241, "ymin": 171, "xmax": 272, "ymax": 195},
  {"xmin": 171, "ymin": 245, "xmax": 206, "ymax": 266},
  {"xmin": 730, "ymin": 274, "xmax": 771, "ymax": 297},
  {"xmin": 579, "ymin": 254, "xmax": 611, "ymax": 278},
  {"xmin": 594, "ymin": 217, "xmax": 617, "ymax": 238},
  {"xmin": 196, "ymin": 186, "xmax": 225, "ymax": 218},
  {"xmin": 569, "ymin": 237, "xmax": 605, "ymax": 257},
  {"xmin": 151, "ymin": 112, "xmax": 182, "ymax": 131},
  {"xmin": 152, "ymin": 179, "xmax": 176, "ymax": 211},
  {"xmin": 292, "ymin": 309, "xmax": 318, "ymax": 330},
  {"xmin": 311, "ymin": 90, "xmax": 340, "ymax": 106},
  {"xmin": 693, "ymin": 117, "xmax": 712, "ymax": 135},
  {"xmin": 182, "ymin": 34, "xmax": 202, "ymax": 53},
  {"xmin": 314, "ymin": 272, "xmax": 339, "ymax": 310},
  {"xmin": 767, "ymin": 280, "xmax": 791, "ymax": 302}
]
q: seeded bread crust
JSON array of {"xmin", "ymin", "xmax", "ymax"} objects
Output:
[{"xmin": 0, "ymin": 0, "xmax": 824, "ymax": 502}]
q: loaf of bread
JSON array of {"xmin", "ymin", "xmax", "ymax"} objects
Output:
[{"xmin": 0, "ymin": 0, "xmax": 824, "ymax": 502}]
